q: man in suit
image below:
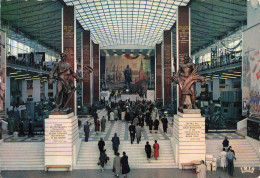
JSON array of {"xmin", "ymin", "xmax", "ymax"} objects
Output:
[
  {"xmin": 84, "ymin": 121, "xmax": 91, "ymax": 142},
  {"xmin": 111, "ymin": 133, "xmax": 120, "ymax": 155},
  {"xmin": 129, "ymin": 123, "xmax": 136, "ymax": 144}
]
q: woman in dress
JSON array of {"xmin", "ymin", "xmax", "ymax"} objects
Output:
[
  {"xmin": 219, "ymin": 148, "xmax": 227, "ymax": 170},
  {"xmin": 153, "ymin": 140, "xmax": 159, "ymax": 160},
  {"xmin": 120, "ymin": 152, "xmax": 130, "ymax": 178}
]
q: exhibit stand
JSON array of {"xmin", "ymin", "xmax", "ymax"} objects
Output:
[
  {"xmin": 44, "ymin": 112, "xmax": 81, "ymax": 171},
  {"xmin": 171, "ymin": 110, "xmax": 206, "ymax": 169}
]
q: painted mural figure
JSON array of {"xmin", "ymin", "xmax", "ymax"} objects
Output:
[
  {"xmin": 171, "ymin": 54, "xmax": 205, "ymax": 109},
  {"xmin": 124, "ymin": 65, "xmax": 132, "ymax": 86},
  {"xmin": 48, "ymin": 53, "xmax": 83, "ymax": 111}
]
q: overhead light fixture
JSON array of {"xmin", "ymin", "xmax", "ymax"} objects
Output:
[
  {"xmin": 234, "ymin": 71, "xmax": 241, "ymax": 73},
  {"xmin": 10, "ymin": 73, "xmax": 18, "ymax": 75}
]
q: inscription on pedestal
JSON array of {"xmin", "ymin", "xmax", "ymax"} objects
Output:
[
  {"xmin": 45, "ymin": 124, "xmax": 69, "ymax": 143},
  {"xmin": 181, "ymin": 122, "xmax": 203, "ymax": 141}
]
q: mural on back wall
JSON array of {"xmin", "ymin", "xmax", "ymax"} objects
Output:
[
  {"xmin": 103, "ymin": 54, "xmax": 153, "ymax": 92},
  {"xmin": 242, "ymin": 23, "xmax": 260, "ymax": 119}
]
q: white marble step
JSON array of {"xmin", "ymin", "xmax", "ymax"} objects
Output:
[{"xmin": 76, "ymin": 140, "xmax": 176, "ymax": 169}]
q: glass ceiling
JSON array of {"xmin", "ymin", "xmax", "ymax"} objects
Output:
[{"xmin": 64, "ymin": 0, "xmax": 190, "ymax": 47}]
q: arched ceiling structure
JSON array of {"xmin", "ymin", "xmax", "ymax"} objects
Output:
[{"xmin": 63, "ymin": 0, "xmax": 190, "ymax": 47}]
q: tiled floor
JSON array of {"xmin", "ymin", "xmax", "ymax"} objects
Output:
[{"xmin": 1, "ymin": 167, "xmax": 259, "ymax": 178}]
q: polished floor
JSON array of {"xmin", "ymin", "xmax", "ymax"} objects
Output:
[{"xmin": 1, "ymin": 168, "xmax": 259, "ymax": 178}]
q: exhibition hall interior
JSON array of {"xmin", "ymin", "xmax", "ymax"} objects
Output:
[{"xmin": 0, "ymin": 0, "xmax": 259, "ymax": 177}]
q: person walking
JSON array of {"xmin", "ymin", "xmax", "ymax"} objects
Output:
[
  {"xmin": 136, "ymin": 123, "xmax": 142, "ymax": 144},
  {"xmin": 222, "ymin": 137, "xmax": 229, "ymax": 151},
  {"xmin": 196, "ymin": 160, "xmax": 206, "ymax": 178},
  {"xmin": 84, "ymin": 121, "xmax": 91, "ymax": 142},
  {"xmin": 226, "ymin": 148, "xmax": 236, "ymax": 176},
  {"xmin": 98, "ymin": 137, "xmax": 105, "ymax": 154},
  {"xmin": 219, "ymin": 148, "xmax": 227, "ymax": 171},
  {"xmin": 18, "ymin": 120, "xmax": 25, "ymax": 137},
  {"xmin": 228, "ymin": 146, "xmax": 235, "ymax": 155},
  {"xmin": 145, "ymin": 141, "xmax": 152, "ymax": 161},
  {"xmin": 101, "ymin": 116, "xmax": 106, "ymax": 132},
  {"xmin": 153, "ymin": 118, "xmax": 159, "ymax": 134},
  {"xmin": 95, "ymin": 118, "xmax": 100, "ymax": 135},
  {"xmin": 28, "ymin": 120, "xmax": 34, "ymax": 138},
  {"xmin": 99, "ymin": 149, "xmax": 108, "ymax": 172},
  {"xmin": 110, "ymin": 111, "xmax": 115, "ymax": 122},
  {"xmin": 161, "ymin": 115, "xmax": 168, "ymax": 133},
  {"xmin": 149, "ymin": 119, "xmax": 153, "ymax": 133},
  {"xmin": 132, "ymin": 116, "xmax": 139, "ymax": 126},
  {"xmin": 113, "ymin": 152, "xmax": 121, "ymax": 177},
  {"xmin": 121, "ymin": 110, "xmax": 126, "ymax": 121},
  {"xmin": 129, "ymin": 123, "xmax": 136, "ymax": 144},
  {"xmin": 120, "ymin": 152, "xmax": 130, "ymax": 178},
  {"xmin": 114, "ymin": 107, "xmax": 118, "ymax": 121},
  {"xmin": 112, "ymin": 133, "xmax": 120, "ymax": 155},
  {"xmin": 153, "ymin": 140, "xmax": 159, "ymax": 160}
]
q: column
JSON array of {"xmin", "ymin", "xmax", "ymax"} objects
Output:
[
  {"xmin": 177, "ymin": 6, "xmax": 190, "ymax": 107},
  {"xmin": 163, "ymin": 30, "xmax": 172, "ymax": 105},
  {"xmin": 44, "ymin": 82, "xmax": 48, "ymax": 99},
  {"xmin": 82, "ymin": 30, "xmax": 91, "ymax": 104},
  {"xmin": 156, "ymin": 43, "xmax": 162, "ymax": 99},
  {"xmin": 225, "ymin": 79, "xmax": 233, "ymax": 90},
  {"xmin": 196, "ymin": 83, "xmax": 201, "ymax": 97},
  {"xmin": 62, "ymin": 5, "xmax": 76, "ymax": 112},
  {"xmin": 213, "ymin": 78, "xmax": 220, "ymax": 101},
  {"xmin": 93, "ymin": 42, "xmax": 100, "ymax": 102},
  {"xmin": 5, "ymin": 76, "xmax": 10, "ymax": 111},
  {"xmin": 53, "ymin": 81, "xmax": 57, "ymax": 98},
  {"xmin": 33, "ymin": 79, "xmax": 40, "ymax": 102},
  {"xmin": 21, "ymin": 80, "xmax": 27, "ymax": 103}
]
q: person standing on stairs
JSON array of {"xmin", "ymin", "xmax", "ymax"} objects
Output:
[
  {"xmin": 95, "ymin": 118, "xmax": 100, "ymax": 135},
  {"xmin": 222, "ymin": 137, "xmax": 229, "ymax": 151},
  {"xmin": 99, "ymin": 149, "xmax": 108, "ymax": 172},
  {"xmin": 129, "ymin": 123, "xmax": 136, "ymax": 144},
  {"xmin": 101, "ymin": 116, "xmax": 106, "ymax": 132},
  {"xmin": 112, "ymin": 133, "xmax": 120, "ymax": 155},
  {"xmin": 226, "ymin": 148, "xmax": 236, "ymax": 176},
  {"xmin": 120, "ymin": 152, "xmax": 130, "ymax": 178},
  {"xmin": 219, "ymin": 148, "xmax": 227, "ymax": 171},
  {"xmin": 113, "ymin": 152, "xmax": 121, "ymax": 177},
  {"xmin": 153, "ymin": 118, "xmax": 159, "ymax": 134},
  {"xmin": 145, "ymin": 141, "xmax": 152, "ymax": 162},
  {"xmin": 149, "ymin": 119, "xmax": 153, "ymax": 133},
  {"xmin": 161, "ymin": 115, "xmax": 168, "ymax": 133},
  {"xmin": 84, "ymin": 121, "xmax": 91, "ymax": 142},
  {"xmin": 136, "ymin": 123, "xmax": 142, "ymax": 144},
  {"xmin": 98, "ymin": 137, "xmax": 105, "ymax": 154},
  {"xmin": 153, "ymin": 140, "xmax": 159, "ymax": 160}
]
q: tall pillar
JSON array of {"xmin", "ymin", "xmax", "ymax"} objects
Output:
[
  {"xmin": 5, "ymin": 76, "xmax": 10, "ymax": 111},
  {"xmin": 225, "ymin": 79, "xmax": 233, "ymax": 90},
  {"xmin": 33, "ymin": 80, "xmax": 41, "ymax": 102},
  {"xmin": 177, "ymin": 6, "xmax": 190, "ymax": 107},
  {"xmin": 213, "ymin": 78, "xmax": 220, "ymax": 101},
  {"xmin": 156, "ymin": 43, "xmax": 162, "ymax": 99},
  {"xmin": 163, "ymin": 30, "xmax": 172, "ymax": 105},
  {"xmin": 21, "ymin": 80, "xmax": 27, "ymax": 103},
  {"xmin": 82, "ymin": 30, "xmax": 91, "ymax": 104},
  {"xmin": 62, "ymin": 6, "xmax": 76, "ymax": 112},
  {"xmin": 93, "ymin": 42, "xmax": 100, "ymax": 102},
  {"xmin": 196, "ymin": 83, "xmax": 201, "ymax": 97},
  {"xmin": 44, "ymin": 82, "xmax": 48, "ymax": 99}
]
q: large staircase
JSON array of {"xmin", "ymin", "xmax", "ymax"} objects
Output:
[
  {"xmin": 206, "ymin": 139, "xmax": 260, "ymax": 167},
  {"xmin": 75, "ymin": 140, "xmax": 177, "ymax": 169},
  {"xmin": 0, "ymin": 142, "xmax": 44, "ymax": 170}
]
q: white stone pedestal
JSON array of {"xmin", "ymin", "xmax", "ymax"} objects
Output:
[
  {"xmin": 172, "ymin": 111, "xmax": 206, "ymax": 169},
  {"xmin": 44, "ymin": 113, "xmax": 81, "ymax": 171}
]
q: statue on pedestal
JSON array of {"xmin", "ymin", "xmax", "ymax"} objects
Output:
[
  {"xmin": 48, "ymin": 53, "xmax": 92, "ymax": 112},
  {"xmin": 171, "ymin": 54, "xmax": 205, "ymax": 110}
]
